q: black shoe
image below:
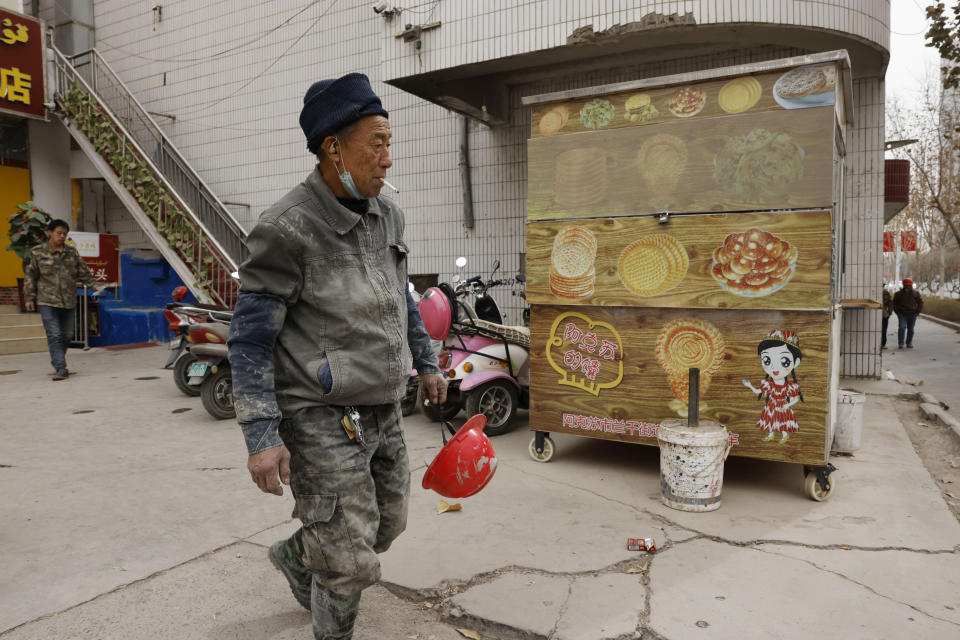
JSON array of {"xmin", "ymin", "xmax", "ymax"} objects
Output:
[
  {"xmin": 898, "ymin": 345, "xmax": 904, "ymax": 349},
  {"xmin": 906, "ymin": 344, "xmax": 913, "ymax": 348},
  {"xmin": 53, "ymin": 370, "xmax": 68, "ymax": 381}
]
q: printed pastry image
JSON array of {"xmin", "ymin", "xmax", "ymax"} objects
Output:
[
  {"xmin": 624, "ymin": 93, "xmax": 659, "ymax": 122},
  {"xmin": 713, "ymin": 129, "xmax": 804, "ymax": 199},
  {"xmin": 553, "ymin": 147, "xmax": 606, "ymax": 208},
  {"xmin": 579, "ymin": 98, "xmax": 616, "ymax": 129},
  {"xmin": 655, "ymin": 318, "xmax": 726, "ymax": 417},
  {"xmin": 637, "ymin": 133, "xmax": 688, "ymax": 203},
  {"xmin": 667, "ymin": 86, "xmax": 706, "ymax": 118},
  {"xmin": 549, "ymin": 226, "xmax": 598, "ymax": 299},
  {"xmin": 539, "ymin": 105, "xmax": 570, "ymax": 136},
  {"xmin": 773, "ymin": 64, "xmax": 836, "ymax": 109},
  {"xmin": 711, "ymin": 228, "xmax": 799, "ymax": 297},
  {"xmin": 617, "ymin": 234, "xmax": 689, "ymax": 297},
  {"xmin": 718, "ymin": 76, "xmax": 762, "ymax": 114}
]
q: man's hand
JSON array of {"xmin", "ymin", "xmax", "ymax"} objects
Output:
[
  {"xmin": 421, "ymin": 372, "xmax": 448, "ymax": 406},
  {"xmin": 248, "ymin": 444, "xmax": 291, "ymax": 496},
  {"xmin": 24, "ymin": 300, "xmax": 35, "ymax": 312}
]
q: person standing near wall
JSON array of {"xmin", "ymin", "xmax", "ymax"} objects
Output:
[
  {"xmin": 880, "ymin": 287, "xmax": 892, "ymax": 350},
  {"xmin": 23, "ymin": 219, "xmax": 101, "ymax": 380},
  {"xmin": 893, "ymin": 278, "xmax": 923, "ymax": 349},
  {"xmin": 227, "ymin": 73, "xmax": 447, "ymax": 639}
]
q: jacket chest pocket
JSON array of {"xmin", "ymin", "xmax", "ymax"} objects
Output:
[
  {"xmin": 388, "ymin": 241, "xmax": 408, "ymax": 292},
  {"xmin": 37, "ymin": 257, "xmax": 57, "ymax": 277}
]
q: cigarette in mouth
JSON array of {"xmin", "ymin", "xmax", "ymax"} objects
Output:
[{"xmin": 380, "ymin": 178, "xmax": 399, "ymax": 193}]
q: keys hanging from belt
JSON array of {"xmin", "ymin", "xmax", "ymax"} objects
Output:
[{"xmin": 341, "ymin": 406, "xmax": 366, "ymax": 447}]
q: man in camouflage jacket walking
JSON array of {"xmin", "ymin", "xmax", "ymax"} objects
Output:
[
  {"xmin": 23, "ymin": 218, "xmax": 102, "ymax": 379},
  {"xmin": 228, "ymin": 73, "xmax": 447, "ymax": 639}
]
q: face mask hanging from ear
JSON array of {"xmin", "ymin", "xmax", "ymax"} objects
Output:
[{"xmin": 331, "ymin": 137, "xmax": 365, "ymax": 200}]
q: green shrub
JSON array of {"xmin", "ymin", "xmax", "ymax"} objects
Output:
[{"xmin": 923, "ymin": 297, "xmax": 960, "ymax": 324}]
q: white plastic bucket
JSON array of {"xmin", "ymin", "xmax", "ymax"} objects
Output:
[
  {"xmin": 658, "ymin": 419, "xmax": 730, "ymax": 512},
  {"xmin": 833, "ymin": 389, "xmax": 866, "ymax": 453}
]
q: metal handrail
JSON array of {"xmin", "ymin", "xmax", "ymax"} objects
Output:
[
  {"xmin": 50, "ymin": 46, "xmax": 238, "ymax": 306},
  {"xmin": 64, "ymin": 48, "xmax": 248, "ymax": 264}
]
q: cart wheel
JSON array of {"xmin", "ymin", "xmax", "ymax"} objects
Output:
[
  {"xmin": 804, "ymin": 471, "xmax": 836, "ymax": 501},
  {"xmin": 529, "ymin": 435, "xmax": 555, "ymax": 463}
]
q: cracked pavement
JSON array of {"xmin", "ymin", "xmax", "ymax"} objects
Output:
[{"xmin": 1, "ymin": 344, "xmax": 959, "ymax": 639}]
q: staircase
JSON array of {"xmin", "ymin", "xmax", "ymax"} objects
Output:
[
  {"xmin": 48, "ymin": 47, "xmax": 247, "ymax": 307},
  {"xmin": 0, "ymin": 305, "xmax": 46, "ymax": 355}
]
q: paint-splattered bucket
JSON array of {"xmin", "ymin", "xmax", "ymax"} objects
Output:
[{"xmin": 658, "ymin": 418, "xmax": 730, "ymax": 512}]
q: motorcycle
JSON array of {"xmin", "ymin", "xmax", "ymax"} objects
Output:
[
  {"xmin": 163, "ymin": 285, "xmax": 232, "ymax": 397},
  {"xmin": 185, "ymin": 320, "xmax": 235, "ymax": 420},
  {"xmin": 417, "ymin": 259, "xmax": 530, "ymax": 436}
]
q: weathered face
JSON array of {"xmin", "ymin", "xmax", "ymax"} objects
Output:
[
  {"xmin": 339, "ymin": 115, "xmax": 392, "ymax": 198},
  {"xmin": 49, "ymin": 226, "xmax": 68, "ymax": 249},
  {"xmin": 760, "ymin": 344, "xmax": 798, "ymax": 380}
]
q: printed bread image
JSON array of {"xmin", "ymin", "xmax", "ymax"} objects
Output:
[
  {"xmin": 713, "ymin": 129, "xmax": 804, "ymax": 200},
  {"xmin": 718, "ymin": 76, "xmax": 762, "ymax": 114},
  {"xmin": 655, "ymin": 318, "xmax": 726, "ymax": 416},
  {"xmin": 667, "ymin": 86, "xmax": 707, "ymax": 118},
  {"xmin": 539, "ymin": 105, "xmax": 570, "ymax": 136},
  {"xmin": 624, "ymin": 94, "xmax": 659, "ymax": 122},
  {"xmin": 617, "ymin": 234, "xmax": 689, "ymax": 297},
  {"xmin": 711, "ymin": 228, "xmax": 798, "ymax": 297},
  {"xmin": 549, "ymin": 226, "xmax": 598, "ymax": 299},
  {"xmin": 553, "ymin": 147, "xmax": 607, "ymax": 208},
  {"xmin": 774, "ymin": 64, "xmax": 835, "ymax": 99},
  {"xmin": 637, "ymin": 134, "xmax": 688, "ymax": 205}
]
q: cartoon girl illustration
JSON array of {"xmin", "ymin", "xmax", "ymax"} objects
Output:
[{"xmin": 741, "ymin": 329, "xmax": 803, "ymax": 443}]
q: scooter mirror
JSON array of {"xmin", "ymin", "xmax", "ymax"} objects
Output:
[
  {"xmin": 492, "ymin": 259, "xmax": 500, "ymax": 273},
  {"xmin": 455, "ymin": 256, "xmax": 467, "ymax": 268},
  {"xmin": 515, "ymin": 273, "xmax": 526, "ymax": 283}
]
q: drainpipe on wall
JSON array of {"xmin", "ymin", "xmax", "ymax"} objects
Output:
[{"xmin": 458, "ymin": 115, "xmax": 475, "ymax": 230}]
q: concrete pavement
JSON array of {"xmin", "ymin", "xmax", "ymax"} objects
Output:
[{"xmin": 1, "ymin": 343, "xmax": 959, "ymax": 639}]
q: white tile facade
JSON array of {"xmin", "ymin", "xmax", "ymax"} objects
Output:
[{"xmin": 48, "ymin": 0, "xmax": 888, "ymax": 375}]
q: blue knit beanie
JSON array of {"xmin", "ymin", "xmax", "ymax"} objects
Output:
[{"xmin": 299, "ymin": 73, "xmax": 388, "ymax": 154}]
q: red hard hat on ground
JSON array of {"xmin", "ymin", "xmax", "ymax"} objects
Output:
[
  {"xmin": 902, "ymin": 278, "xmax": 913, "ymax": 287},
  {"xmin": 422, "ymin": 414, "xmax": 498, "ymax": 498}
]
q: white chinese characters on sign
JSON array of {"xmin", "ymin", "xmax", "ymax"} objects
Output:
[{"xmin": 561, "ymin": 412, "xmax": 741, "ymax": 445}]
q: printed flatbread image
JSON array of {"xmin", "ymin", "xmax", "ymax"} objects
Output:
[
  {"xmin": 553, "ymin": 147, "xmax": 606, "ymax": 208},
  {"xmin": 624, "ymin": 94, "xmax": 659, "ymax": 122},
  {"xmin": 713, "ymin": 129, "xmax": 804, "ymax": 199},
  {"xmin": 655, "ymin": 318, "xmax": 726, "ymax": 416},
  {"xmin": 667, "ymin": 86, "xmax": 706, "ymax": 118},
  {"xmin": 773, "ymin": 64, "xmax": 837, "ymax": 109},
  {"xmin": 718, "ymin": 76, "xmax": 762, "ymax": 114},
  {"xmin": 711, "ymin": 228, "xmax": 798, "ymax": 297},
  {"xmin": 550, "ymin": 226, "xmax": 598, "ymax": 299},
  {"xmin": 539, "ymin": 105, "xmax": 570, "ymax": 136},
  {"xmin": 579, "ymin": 98, "xmax": 616, "ymax": 129},
  {"xmin": 638, "ymin": 133, "xmax": 688, "ymax": 204},
  {"xmin": 617, "ymin": 234, "xmax": 689, "ymax": 297}
]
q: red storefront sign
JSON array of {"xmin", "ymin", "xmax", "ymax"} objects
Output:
[
  {"xmin": 0, "ymin": 8, "xmax": 46, "ymax": 120},
  {"xmin": 883, "ymin": 230, "xmax": 894, "ymax": 252},
  {"xmin": 68, "ymin": 232, "xmax": 120, "ymax": 284}
]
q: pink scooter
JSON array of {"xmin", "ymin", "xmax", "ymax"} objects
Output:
[{"xmin": 418, "ymin": 281, "xmax": 530, "ymax": 436}]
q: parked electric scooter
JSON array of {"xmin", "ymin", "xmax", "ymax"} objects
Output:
[
  {"xmin": 185, "ymin": 321, "xmax": 234, "ymax": 420},
  {"xmin": 417, "ymin": 259, "xmax": 530, "ymax": 436},
  {"xmin": 163, "ymin": 285, "xmax": 233, "ymax": 397}
]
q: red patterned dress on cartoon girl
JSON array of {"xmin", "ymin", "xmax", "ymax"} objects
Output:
[{"xmin": 756, "ymin": 378, "xmax": 800, "ymax": 433}]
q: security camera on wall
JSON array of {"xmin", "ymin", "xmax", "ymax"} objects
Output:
[{"xmin": 372, "ymin": 1, "xmax": 391, "ymax": 14}]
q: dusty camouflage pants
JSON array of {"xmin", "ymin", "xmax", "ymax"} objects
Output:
[{"xmin": 279, "ymin": 403, "xmax": 410, "ymax": 640}]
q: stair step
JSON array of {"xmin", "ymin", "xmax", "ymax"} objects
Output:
[
  {"xmin": 0, "ymin": 325, "xmax": 47, "ymax": 339},
  {"xmin": 0, "ymin": 313, "xmax": 43, "ymax": 328},
  {"xmin": 0, "ymin": 337, "xmax": 47, "ymax": 355},
  {"xmin": 0, "ymin": 305, "xmax": 21, "ymax": 314}
]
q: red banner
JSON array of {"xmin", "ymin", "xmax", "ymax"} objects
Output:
[
  {"xmin": 901, "ymin": 230, "xmax": 917, "ymax": 252},
  {"xmin": 0, "ymin": 8, "xmax": 45, "ymax": 120},
  {"xmin": 883, "ymin": 230, "xmax": 895, "ymax": 252},
  {"xmin": 68, "ymin": 232, "xmax": 120, "ymax": 284}
]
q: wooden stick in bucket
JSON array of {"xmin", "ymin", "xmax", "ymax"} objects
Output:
[{"xmin": 688, "ymin": 367, "xmax": 699, "ymax": 427}]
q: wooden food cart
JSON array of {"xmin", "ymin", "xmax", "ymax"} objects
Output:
[{"xmin": 521, "ymin": 51, "xmax": 854, "ymax": 500}]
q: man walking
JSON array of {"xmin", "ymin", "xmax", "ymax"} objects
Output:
[
  {"xmin": 228, "ymin": 73, "xmax": 447, "ymax": 639},
  {"xmin": 893, "ymin": 278, "xmax": 923, "ymax": 349},
  {"xmin": 23, "ymin": 218, "xmax": 101, "ymax": 380}
]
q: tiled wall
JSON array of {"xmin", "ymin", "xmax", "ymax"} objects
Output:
[
  {"xmin": 65, "ymin": 1, "xmax": 886, "ymax": 374},
  {"xmin": 381, "ymin": 0, "xmax": 891, "ymax": 80}
]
